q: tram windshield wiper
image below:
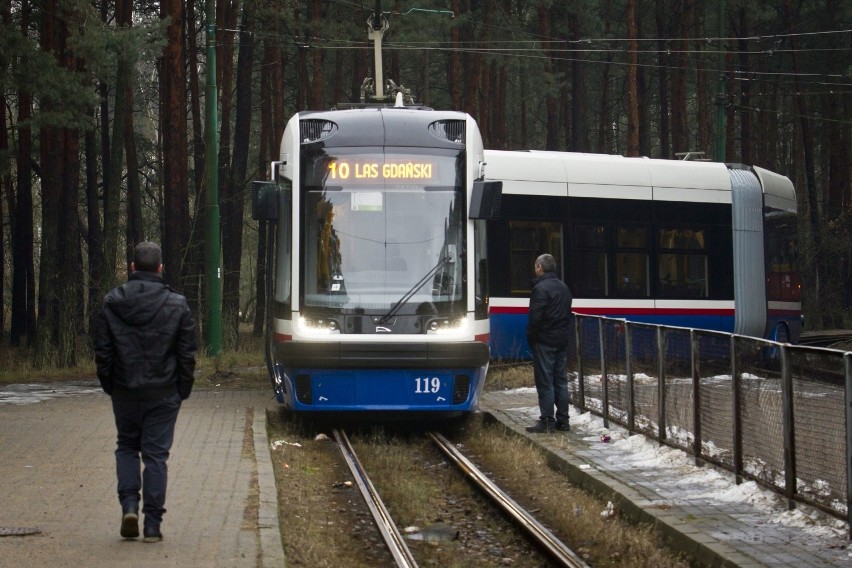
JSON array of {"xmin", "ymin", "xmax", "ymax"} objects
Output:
[{"xmin": 378, "ymin": 248, "xmax": 454, "ymax": 324}]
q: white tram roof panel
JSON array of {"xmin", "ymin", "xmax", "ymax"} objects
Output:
[
  {"xmin": 484, "ymin": 150, "xmax": 733, "ymax": 203},
  {"xmin": 753, "ymin": 166, "xmax": 796, "ymax": 213}
]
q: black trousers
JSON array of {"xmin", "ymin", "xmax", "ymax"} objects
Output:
[
  {"xmin": 112, "ymin": 393, "xmax": 181, "ymax": 529},
  {"xmin": 532, "ymin": 342, "xmax": 570, "ymax": 423}
]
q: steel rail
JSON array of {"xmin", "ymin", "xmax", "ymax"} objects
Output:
[
  {"xmin": 428, "ymin": 431, "xmax": 590, "ymax": 568},
  {"xmin": 332, "ymin": 429, "xmax": 419, "ymax": 568}
]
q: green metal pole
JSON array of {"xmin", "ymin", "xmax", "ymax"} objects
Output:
[
  {"xmin": 205, "ymin": 0, "xmax": 222, "ymax": 355},
  {"xmin": 715, "ymin": 0, "xmax": 726, "ymax": 162}
]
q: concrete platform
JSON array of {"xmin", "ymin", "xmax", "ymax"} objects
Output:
[{"xmin": 480, "ymin": 388, "xmax": 851, "ymax": 567}]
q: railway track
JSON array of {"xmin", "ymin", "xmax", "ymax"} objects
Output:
[
  {"xmin": 798, "ymin": 329, "xmax": 852, "ymax": 349},
  {"xmin": 332, "ymin": 428, "xmax": 590, "ymax": 568}
]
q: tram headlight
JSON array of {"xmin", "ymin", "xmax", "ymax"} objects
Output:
[
  {"xmin": 427, "ymin": 317, "xmax": 470, "ymax": 337},
  {"xmin": 297, "ymin": 316, "xmax": 341, "ymax": 337}
]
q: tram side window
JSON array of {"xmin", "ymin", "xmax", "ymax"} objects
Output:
[
  {"xmin": 657, "ymin": 228, "xmax": 708, "ymax": 299},
  {"xmin": 474, "ymin": 220, "xmax": 489, "ymax": 319},
  {"xmin": 765, "ymin": 210, "xmax": 801, "ymax": 302},
  {"xmin": 615, "ymin": 227, "xmax": 649, "ymax": 298},
  {"xmin": 275, "ymin": 179, "xmax": 293, "ymax": 306},
  {"xmin": 572, "ymin": 225, "xmax": 608, "ymax": 297},
  {"xmin": 508, "ymin": 221, "xmax": 563, "ymax": 293}
]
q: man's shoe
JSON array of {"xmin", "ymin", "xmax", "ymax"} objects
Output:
[
  {"xmin": 120, "ymin": 507, "xmax": 139, "ymax": 539},
  {"xmin": 525, "ymin": 419, "xmax": 555, "ymax": 433},
  {"xmin": 143, "ymin": 527, "xmax": 163, "ymax": 543},
  {"xmin": 554, "ymin": 420, "xmax": 570, "ymax": 432}
]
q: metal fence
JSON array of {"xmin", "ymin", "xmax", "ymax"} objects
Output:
[{"xmin": 567, "ymin": 315, "xmax": 852, "ymax": 534}]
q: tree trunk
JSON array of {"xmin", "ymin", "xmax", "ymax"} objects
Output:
[
  {"xmin": 462, "ymin": 2, "xmax": 480, "ymax": 120},
  {"xmin": 254, "ymin": 39, "xmax": 274, "ymax": 338},
  {"xmin": 85, "ymin": 108, "xmax": 104, "ymax": 344},
  {"xmin": 102, "ymin": 0, "xmax": 133, "ymax": 288},
  {"xmin": 160, "ymin": 0, "xmax": 191, "ymax": 292},
  {"xmin": 736, "ymin": 6, "xmax": 751, "ymax": 165},
  {"xmin": 596, "ymin": 8, "xmax": 614, "ymax": 154},
  {"xmin": 0, "ymin": 33, "xmax": 8, "ymax": 337},
  {"xmin": 785, "ymin": 0, "xmax": 822, "ymax": 326},
  {"xmin": 494, "ymin": 60, "xmax": 507, "ymax": 149},
  {"xmin": 253, "ymin": 15, "xmax": 286, "ymax": 337},
  {"xmin": 309, "ymin": 0, "xmax": 325, "ymax": 108},
  {"xmin": 448, "ymin": 0, "xmax": 461, "ymax": 110},
  {"xmin": 568, "ymin": 8, "xmax": 587, "ymax": 152},
  {"xmin": 655, "ymin": 1, "xmax": 670, "ymax": 158},
  {"xmin": 11, "ymin": 0, "xmax": 35, "ymax": 347},
  {"xmin": 35, "ymin": 0, "xmax": 79, "ymax": 367},
  {"xmin": 537, "ymin": 1, "xmax": 558, "ymax": 150},
  {"xmin": 59, "ymin": 125, "xmax": 82, "ymax": 362},
  {"xmin": 217, "ymin": 0, "xmax": 238, "ymax": 236},
  {"xmin": 693, "ymin": 11, "xmax": 709, "ymax": 156},
  {"xmin": 296, "ymin": 2, "xmax": 309, "ymax": 110},
  {"xmin": 626, "ymin": 0, "xmax": 640, "ymax": 156},
  {"xmin": 187, "ymin": 0, "xmax": 204, "ymax": 197},
  {"xmin": 222, "ymin": 0, "xmax": 256, "ymax": 348},
  {"xmin": 670, "ymin": 0, "xmax": 690, "ymax": 154},
  {"xmin": 125, "ymin": 80, "xmax": 143, "ymax": 256},
  {"xmin": 477, "ymin": 0, "xmax": 493, "ymax": 144}
]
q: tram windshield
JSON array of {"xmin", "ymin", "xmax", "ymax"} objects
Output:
[{"xmin": 301, "ymin": 147, "xmax": 466, "ymax": 314}]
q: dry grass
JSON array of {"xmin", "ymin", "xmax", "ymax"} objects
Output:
[
  {"xmin": 267, "ymin": 414, "xmax": 388, "ymax": 567},
  {"xmin": 460, "ymin": 421, "xmax": 691, "ymax": 567},
  {"xmin": 350, "ymin": 430, "xmax": 450, "ymax": 522},
  {"xmin": 0, "ymin": 326, "xmax": 267, "ymax": 386},
  {"xmin": 267, "ymin": 407, "xmax": 690, "ymax": 567},
  {"xmin": 485, "ymin": 361, "xmax": 534, "ymax": 391},
  {"xmin": 478, "ymin": 363, "xmax": 689, "ymax": 565}
]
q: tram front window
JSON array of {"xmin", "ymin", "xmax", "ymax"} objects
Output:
[{"xmin": 301, "ymin": 150, "xmax": 466, "ymax": 315}]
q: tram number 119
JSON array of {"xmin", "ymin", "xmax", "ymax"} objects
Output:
[{"xmin": 414, "ymin": 377, "xmax": 441, "ymax": 394}]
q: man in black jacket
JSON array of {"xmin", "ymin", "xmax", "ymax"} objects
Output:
[
  {"xmin": 525, "ymin": 253, "xmax": 573, "ymax": 433},
  {"xmin": 95, "ymin": 241, "xmax": 198, "ymax": 542}
]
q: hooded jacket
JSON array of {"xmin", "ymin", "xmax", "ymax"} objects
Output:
[
  {"xmin": 95, "ymin": 271, "xmax": 198, "ymax": 401},
  {"xmin": 526, "ymin": 271, "xmax": 573, "ymax": 348}
]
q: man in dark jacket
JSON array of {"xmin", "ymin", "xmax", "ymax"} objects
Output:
[
  {"xmin": 95, "ymin": 241, "xmax": 197, "ymax": 542},
  {"xmin": 525, "ymin": 253, "xmax": 573, "ymax": 433}
]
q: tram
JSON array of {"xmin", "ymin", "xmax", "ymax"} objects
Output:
[
  {"xmin": 251, "ymin": 108, "xmax": 501, "ymax": 412},
  {"xmin": 482, "ymin": 150, "xmax": 802, "ymax": 360}
]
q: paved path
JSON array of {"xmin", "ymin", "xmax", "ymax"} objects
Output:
[
  {"xmin": 480, "ymin": 388, "xmax": 851, "ymax": 568},
  {"xmin": 4, "ymin": 382, "xmax": 849, "ymax": 567},
  {"xmin": 0, "ymin": 386, "xmax": 284, "ymax": 568}
]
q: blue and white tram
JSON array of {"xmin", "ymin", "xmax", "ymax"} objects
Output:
[
  {"xmin": 482, "ymin": 150, "xmax": 802, "ymax": 360},
  {"xmin": 252, "ymin": 108, "xmax": 501, "ymax": 413}
]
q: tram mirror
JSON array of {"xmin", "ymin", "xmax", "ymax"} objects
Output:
[
  {"xmin": 469, "ymin": 180, "xmax": 503, "ymax": 220},
  {"xmin": 251, "ymin": 181, "xmax": 279, "ymax": 221}
]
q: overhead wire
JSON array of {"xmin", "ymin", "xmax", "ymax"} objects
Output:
[{"xmin": 214, "ymin": 17, "xmax": 852, "ymax": 86}]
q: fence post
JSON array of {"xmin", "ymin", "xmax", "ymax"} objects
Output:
[
  {"xmin": 600, "ymin": 318, "xmax": 609, "ymax": 429},
  {"xmin": 732, "ymin": 334, "xmax": 743, "ymax": 484},
  {"xmin": 576, "ymin": 316, "xmax": 585, "ymax": 410},
  {"xmin": 780, "ymin": 344, "xmax": 796, "ymax": 510},
  {"xmin": 691, "ymin": 330, "xmax": 702, "ymax": 462},
  {"xmin": 844, "ymin": 352, "xmax": 851, "ymax": 538},
  {"xmin": 626, "ymin": 323, "xmax": 635, "ymax": 433},
  {"xmin": 657, "ymin": 326, "xmax": 666, "ymax": 443}
]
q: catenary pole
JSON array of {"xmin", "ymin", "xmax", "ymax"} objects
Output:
[{"xmin": 205, "ymin": 0, "xmax": 222, "ymax": 355}]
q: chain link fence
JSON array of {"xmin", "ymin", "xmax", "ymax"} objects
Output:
[{"xmin": 567, "ymin": 315, "xmax": 852, "ymax": 532}]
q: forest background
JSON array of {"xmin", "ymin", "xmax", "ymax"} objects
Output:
[{"xmin": 0, "ymin": 0, "xmax": 850, "ymax": 366}]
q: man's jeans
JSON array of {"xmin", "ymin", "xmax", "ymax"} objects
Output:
[
  {"xmin": 532, "ymin": 342, "xmax": 570, "ymax": 423},
  {"xmin": 112, "ymin": 393, "xmax": 181, "ymax": 529}
]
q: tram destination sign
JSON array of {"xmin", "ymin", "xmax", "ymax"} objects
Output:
[{"xmin": 327, "ymin": 159, "xmax": 437, "ymax": 182}]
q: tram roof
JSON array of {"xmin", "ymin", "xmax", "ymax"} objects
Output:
[{"xmin": 483, "ymin": 150, "xmax": 737, "ymax": 204}]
